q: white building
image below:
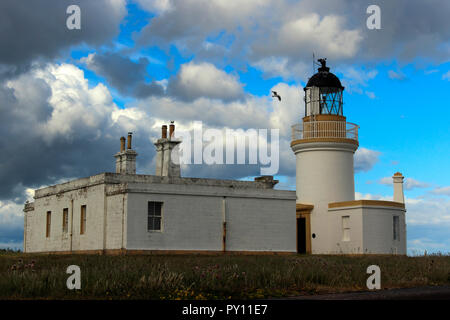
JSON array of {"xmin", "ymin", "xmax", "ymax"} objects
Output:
[
  {"xmin": 23, "ymin": 128, "xmax": 296, "ymax": 254},
  {"xmin": 23, "ymin": 60, "xmax": 406, "ymax": 255}
]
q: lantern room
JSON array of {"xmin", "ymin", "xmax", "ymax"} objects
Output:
[{"xmin": 304, "ymin": 58, "xmax": 344, "ymax": 117}]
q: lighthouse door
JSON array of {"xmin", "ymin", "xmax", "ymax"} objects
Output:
[{"xmin": 297, "ymin": 218, "xmax": 306, "ymax": 254}]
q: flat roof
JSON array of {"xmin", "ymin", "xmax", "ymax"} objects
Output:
[{"xmin": 33, "ymin": 172, "xmax": 293, "ymax": 199}]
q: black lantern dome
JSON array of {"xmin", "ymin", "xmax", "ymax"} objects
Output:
[
  {"xmin": 306, "ymin": 61, "xmax": 343, "ymax": 89},
  {"xmin": 304, "ymin": 58, "xmax": 344, "ymax": 116}
]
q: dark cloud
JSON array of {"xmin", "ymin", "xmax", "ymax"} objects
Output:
[
  {"xmin": 136, "ymin": 0, "xmax": 450, "ymax": 71},
  {"xmin": 327, "ymin": 0, "xmax": 450, "ymax": 63},
  {"xmin": 0, "ymin": 63, "xmax": 157, "ymax": 203},
  {"xmin": 134, "ymin": 82, "xmax": 165, "ymax": 98},
  {"xmin": 0, "ymin": 0, "xmax": 126, "ymax": 68},
  {"xmin": 82, "ymin": 52, "xmax": 165, "ymax": 97}
]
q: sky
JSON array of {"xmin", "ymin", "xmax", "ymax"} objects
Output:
[{"xmin": 0, "ymin": 0, "xmax": 449, "ymax": 255}]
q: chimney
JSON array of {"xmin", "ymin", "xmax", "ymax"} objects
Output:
[
  {"xmin": 154, "ymin": 122, "xmax": 181, "ymax": 177},
  {"xmin": 115, "ymin": 134, "xmax": 138, "ymax": 174},
  {"xmin": 393, "ymin": 172, "xmax": 405, "ymax": 203},
  {"xmin": 127, "ymin": 132, "xmax": 132, "ymax": 149}
]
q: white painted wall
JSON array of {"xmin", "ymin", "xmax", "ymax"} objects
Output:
[
  {"xmin": 292, "ymin": 141, "xmax": 358, "ymax": 253},
  {"xmin": 327, "ymin": 207, "xmax": 364, "ymax": 254},
  {"xmin": 125, "ymin": 183, "xmax": 296, "ymax": 252},
  {"xmin": 362, "ymin": 207, "xmax": 407, "ymax": 254},
  {"xmin": 327, "ymin": 205, "xmax": 406, "ymax": 254},
  {"xmin": 25, "ymin": 181, "xmax": 106, "ymax": 253}
]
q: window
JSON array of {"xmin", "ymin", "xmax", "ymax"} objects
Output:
[
  {"xmin": 80, "ymin": 205, "xmax": 87, "ymax": 235},
  {"xmin": 62, "ymin": 208, "xmax": 69, "ymax": 233},
  {"xmin": 393, "ymin": 216, "xmax": 400, "ymax": 240},
  {"xmin": 46, "ymin": 211, "xmax": 51, "ymax": 238},
  {"xmin": 342, "ymin": 216, "xmax": 350, "ymax": 241},
  {"xmin": 148, "ymin": 202, "xmax": 163, "ymax": 231}
]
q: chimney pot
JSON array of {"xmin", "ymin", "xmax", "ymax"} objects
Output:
[
  {"xmin": 127, "ymin": 132, "xmax": 132, "ymax": 149},
  {"xmin": 120, "ymin": 137, "xmax": 126, "ymax": 152},
  {"xmin": 162, "ymin": 125, "xmax": 168, "ymax": 139},
  {"xmin": 169, "ymin": 122, "xmax": 175, "ymax": 138}
]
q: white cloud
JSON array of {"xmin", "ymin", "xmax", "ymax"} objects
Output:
[
  {"xmin": 354, "ymin": 147, "xmax": 381, "ymax": 173},
  {"xmin": 136, "ymin": 0, "xmax": 174, "ymax": 14},
  {"xmin": 168, "ymin": 62, "xmax": 244, "ymax": 101},
  {"xmin": 252, "ymin": 57, "xmax": 309, "ymax": 81},
  {"xmin": 442, "ymin": 71, "xmax": 450, "ymax": 80},
  {"xmin": 6, "ymin": 63, "xmax": 119, "ymax": 143},
  {"xmin": 365, "ymin": 91, "xmax": 376, "ymax": 99},
  {"xmin": 340, "ymin": 67, "xmax": 378, "ymax": 95},
  {"xmin": 406, "ymin": 197, "xmax": 450, "ymax": 226},
  {"xmin": 377, "ymin": 177, "xmax": 431, "ymax": 190},
  {"xmin": 0, "ymin": 200, "xmax": 23, "ymax": 226},
  {"xmin": 269, "ymin": 82, "xmax": 304, "ymax": 136},
  {"xmin": 431, "ymin": 186, "xmax": 450, "ymax": 196},
  {"xmin": 404, "ymin": 178, "xmax": 431, "ymax": 190},
  {"xmin": 274, "ymin": 14, "xmax": 362, "ymax": 60},
  {"xmin": 408, "ymin": 238, "xmax": 448, "ymax": 255},
  {"xmin": 388, "ymin": 70, "xmax": 407, "ymax": 80}
]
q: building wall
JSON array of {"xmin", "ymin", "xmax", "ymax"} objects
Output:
[
  {"xmin": 326, "ymin": 207, "xmax": 364, "ymax": 254},
  {"xmin": 24, "ymin": 174, "xmax": 296, "ymax": 253},
  {"xmin": 225, "ymin": 197, "xmax": 296, "ymax": 252},
  {"xmin": 125, "ymin": 183, "xmax": 296, "ymax": 252},
  {"xmin": 105, "ymin": 186, "xmax": 128, "ymax": 250},
  {"xmin": 362, "ymin": 207, "xmax": 407, "ymax": 254},
  {"xmin": 25, "ymin": 183, "xmax": 106, "ymax": 253},
  {"xmin": 327, "ymin": 205, "xmax": 406, "ymax": 254}
]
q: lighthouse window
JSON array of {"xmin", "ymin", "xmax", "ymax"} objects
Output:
[
  {"xmin": 393, "ymin": 216, "xmax": 400, "ymax": 240},
  {"xmin": 148, "ymin": 201, "xmax": 163, "ymax": 231},
  {"xmin": 342, "ymin": 216, "xmax": 350, "ymax": 241}
]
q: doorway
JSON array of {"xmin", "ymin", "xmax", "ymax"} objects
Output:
[{"xmin": 297, "ymin": 217, "xmax": 306, "ymax": 254}]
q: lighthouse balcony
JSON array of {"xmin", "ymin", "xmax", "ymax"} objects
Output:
[{"xmin": 291, "ymin": 120, "xmax": 359, "ymax": 144}]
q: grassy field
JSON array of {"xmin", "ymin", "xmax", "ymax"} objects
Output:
[{"xmin": 1, "ymin": 250, "xmax": 449, "ymax": 299}]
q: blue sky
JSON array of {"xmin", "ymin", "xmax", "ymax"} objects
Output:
[{"xmin": 0, "ymin": 0, "xmax": 449, "ymax": 254}]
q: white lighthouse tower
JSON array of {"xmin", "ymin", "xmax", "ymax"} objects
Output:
[{"xmin": 292, "ymin": 59, "xmax": 407, "ymax": 255}]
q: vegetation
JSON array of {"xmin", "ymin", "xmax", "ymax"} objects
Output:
[{"xmin": 1, "ymin": 251, "xmax": 449, "ymax": 299}]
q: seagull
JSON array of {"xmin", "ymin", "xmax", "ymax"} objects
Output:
[{"xmin": 272, "ymin": 91, "xmax": 281, "ymax": 101}]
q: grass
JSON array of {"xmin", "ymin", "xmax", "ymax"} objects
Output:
[{"xmin": 1, "ymin": 250, "xmax": 449, "ymax": 299}]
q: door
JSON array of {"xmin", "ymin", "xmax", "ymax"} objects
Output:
[{"xmin": 297, "ymin": 217, "xmax": 306, "ymax": 254}]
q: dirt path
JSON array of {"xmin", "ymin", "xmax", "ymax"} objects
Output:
[{"xmin": 284, "ymin": 286, "xmax": 450, "ymax": 300}]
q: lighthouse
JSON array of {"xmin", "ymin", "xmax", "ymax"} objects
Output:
[{"xmin": 292, "ymin": 59, "xmax": 407, "ymax": 255}]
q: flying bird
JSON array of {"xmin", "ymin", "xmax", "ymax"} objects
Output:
[{"xmin": 272, "ymin": 91, "xmax": 281, "ymax": 101}]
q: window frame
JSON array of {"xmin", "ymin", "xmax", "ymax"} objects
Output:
[
  {"xmin": 147, "ymin": 201, "xmax": 163, "ymax": 232},
  {"xmin": 62, "ymin": 208, "xmax": 69, "ymax": 234},
  {"xmin": 80, "ymin": 205, "xmax": 87, "ymax": 235},
  {"xmin": 342, "ymin": 215, "xmax": 350, "ymax": 242},
  {"xmin": 46, "ymin": 211, "xmax": 51, "ymax": 238},
  {"xmin": 393, "ymin": 215, "xmax": 400, "ymax": 241}
]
